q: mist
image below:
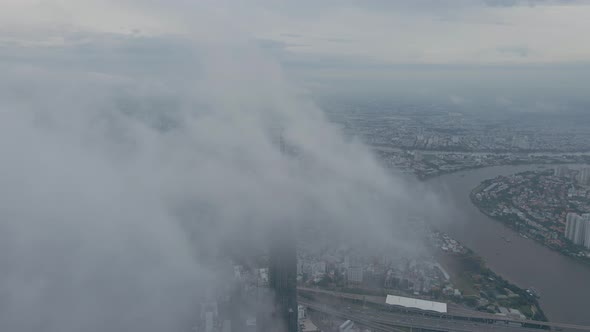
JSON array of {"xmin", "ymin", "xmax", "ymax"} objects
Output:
[{"xmin": 0, "ymin": 31, "xmax": 442, "ymax": 332}]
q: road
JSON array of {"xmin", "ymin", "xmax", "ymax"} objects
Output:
[
  {"xmin": 301, "ymin": 300, "xmax": 546, "ymax": 332},
  {"xmin": 298, "ymin": 287, "xmax": 590, "ymax": 331}
]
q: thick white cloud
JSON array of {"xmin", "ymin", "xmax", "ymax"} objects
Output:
[{"xmin": 0, "ymin": 5, "xmax": 443, "ymax": 330}]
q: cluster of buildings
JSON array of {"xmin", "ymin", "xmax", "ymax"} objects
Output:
[
  {"xmin": 430, "ymin": 231, "xmax": 467, "ymax": 254},
  {"xmin": 297, "ymin": 228, "xmax": 542, "ymax": 319},
  {"xmin": 320, "ymin": 100, "xmax": 590, "ymax": 179},
  {"xmin": 384, "ymin": 260, "xmax": 452, "ymax": 296},
  {"xmin": 497, "ymin": 307, "xmax": 526, "ymax": 320},
  {"xmin": 297, "ymin": 247, "xmax": 452, "ymax": 298},
  {"xmin": 323, "ymin": 99, "xmax": 590, "ymax": 153},
  {"xmin": 319, "ymin": 237, "xmax": 542, "ymax": 319},
  {"xmin": 376, "ymin": 148, "xmax": 590, "ymax": 179},
  {"xmin": 578, "ymin": 167, "xmax": 590, "ymax": 185},
  {"xmin": 555, "ymin": 166, "xmax": 590, "ymax": 186},
  {"xmin": 217, "ymin": 264, "xmax": 318, "ymax": 332},
  {"xmin": 472, "ymin": 168, "xmax": 590, "ymax": 253},
  {"xmin": 564, "ymin": 212, "xmax": 590, "ymax": 247},
  {"xmin": 191, "ymin": 227, "xmax": 300, "ymax": 332}
]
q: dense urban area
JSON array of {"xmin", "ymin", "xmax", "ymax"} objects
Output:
[
  {"xmin": 322, "ymin": 100, "xmax": 590, "ymax": 179},
  {"xmin": 322, "ymin": 99, "xmax": 590, "ymax": 153},
  {"xmin": 471, "ymin": 167, "xmax": 590, "ymax": 263},
  {"xmin": 199, "ymin": 228, "xmax": 546, "ymax": 332},
  {"xmin": 296, "ymin": 229, "xmax": 545, "ymax": 318}
]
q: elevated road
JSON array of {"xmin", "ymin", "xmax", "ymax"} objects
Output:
[
  {"xmin": 298, "ymin": 287, "xmax": 590, "ymax": 331},
  {"xmin": 301, "ymin": 300, "xmax": 544, "ymax": 332}
]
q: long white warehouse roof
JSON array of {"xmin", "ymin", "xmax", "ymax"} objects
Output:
[{"xmin": 385, "ymin": 295, "xmax": 447, "ymax": 313}]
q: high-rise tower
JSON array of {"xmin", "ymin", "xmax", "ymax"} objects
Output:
[
  {"xmin": 265, "ymin": 131, "xmax": 298, "ymax": 332},
  {"xmin": 268, "ymin": 225, "xmax": 298, "ymax": 332}
]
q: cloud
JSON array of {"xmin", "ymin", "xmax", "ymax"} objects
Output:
[
  {"xmin": 280, "ymin": 33, "xmax": 303, "ymax": 38},
  {"xmin": 450, "ymin": 95, "xmax": 468, "ymax": 105},
  {"xmin": 484, "ymin": 0, "xmax": 582, "ymax": 7},
  {"xmin": 0, "ymin": 26, "xmax": 440, "ymax": 332},
  {"xmin": 319, "ymin": 37, "xmax": 356, "ymax": 43},
  {"xmin": 497, "ymin": 45, "xmax": 530, "ymax": 57}
]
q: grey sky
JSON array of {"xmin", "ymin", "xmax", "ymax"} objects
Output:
[
  {"xmin": 4, "ymin": 0, "xmax": 590, "ymax": 108},
  {"xmin": 3, "ymin": 0, "xmax": 590, "ymax": 64}
]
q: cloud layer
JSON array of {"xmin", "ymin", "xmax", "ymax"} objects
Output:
[{"xmin": 0, "ymin": 25, "xmax": 440, "ymax": 332}]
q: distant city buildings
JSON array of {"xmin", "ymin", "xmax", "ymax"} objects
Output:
[
  {"xmin": 564, "ymin": 212, "xmax": 590, "ymax": 248},
  {"xmin": 311, "ymin": 261, "xmax": 326, "ymax": 278},
  {"xmin": 347, "ymin": 266, "xmax": 363, "ymax": 284},
  {"xmin": 578, "ymin": 168, "xmax": 590, "ymax": 185},
  {"xmin": 472, "ymin": 169, "xmax": 590, "ymax": 254},
  {"xmin": 376, "ymin": 148, "xmax": 590, "ymax": 180},
  {"xmin": 199, "ymin": 301, "xmax": 220, "ymax": 332},
  {"xmin": 511, "ymin": 135, "xmax": 530, "ymax": 150},
  {"xmin": 324, "ymin": 100, "xmax": 590, "ymax": 154},
  {"xmin": 554, "ymin": 166, "xmax": 569, "ymax": 177},
  {"xmin": 321, "ymin": 100, "xmax": 590, "ymax": 178}
]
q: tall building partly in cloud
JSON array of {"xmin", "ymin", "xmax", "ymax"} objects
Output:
[
  {"xmin": 260, "ymin": 131, "xmax": 297, "ymax": 332},
  {"xmin": 267, "ymin": 225, "xmax": 298, "ymax": 332}
]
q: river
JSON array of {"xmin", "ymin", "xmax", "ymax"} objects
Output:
[{"xmin": 425, "ymin": 164, "xmax": 590, "ymax": 325}]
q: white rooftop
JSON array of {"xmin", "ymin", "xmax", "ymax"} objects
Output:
[{"xmin": 385, "ymin": 295, "xmax": 447, "ymax": 313}]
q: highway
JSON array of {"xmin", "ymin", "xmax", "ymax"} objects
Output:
[
  {"xmin": 298, "ymin": 287, "xmax": 590, "ymax": 331},
  {"xmin": 301, "ymin": 300, "xmax": 563, "ymax": 332}
]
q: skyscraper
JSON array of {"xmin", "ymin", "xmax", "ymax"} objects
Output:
[
  {"xmin": 578, "ymin": 168, "xmax": 590, "ymax": 185},
  {"xmin": 267, "ymin": 224, "xmax": 298, "ymax": 332},
  {"xmin": 564, "ymin": 212, "xmax": 590, "ymax": 247},
  {"xmin": 573, "ymin": 217, "xmax": 587, "ymax": 245},
  {"xmin": 347, "ymin": 266, "xmax": 363, "ymax": 284},
  {"xmin": 554, "ymin": 166, "xmax": 569, "ymax": 177},
  {"xmin": 262, "ymin": 131, "xmax": 298, "ymax": 332},
  {"xmin": 565, "ymin": 212, "xmax": 578, "ymax": 240}
]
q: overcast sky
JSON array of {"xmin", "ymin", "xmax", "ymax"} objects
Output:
[
  {"xmin": 3, "ymin": 0, "xmax": 590, "ymax": 64},
  {"xmin": 3, "ymin": 0, "xmax": 589, "ymax": 107}
]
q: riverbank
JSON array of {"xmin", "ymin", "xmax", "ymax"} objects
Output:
[
  {"xmin": 376, "ymin": 145, "xmax": 590, "ymax": 180},
  {"xmin": 425, "ymin": 164, "xmax": 590, "ymax": 324},
  {"xmin": 418, "ymin": 158, "xmax": 590, "ymax": 181},
  {"xmin": 469, "ymin": 170, "xmax": 590, "ymax": 268},
  {"xmin": 434, "ymin": 243, "xmax": 547, "ymax": 321}
]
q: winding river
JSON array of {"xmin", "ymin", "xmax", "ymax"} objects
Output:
[{"xmin": 426, "ymin": 164, "xmax": 590, "ymax": 325}]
